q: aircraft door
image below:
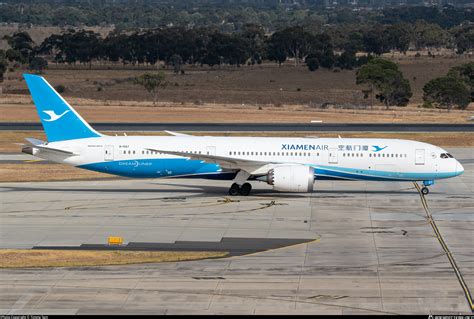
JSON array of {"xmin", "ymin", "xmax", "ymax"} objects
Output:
[
  {"xmin": 104, "ymin": 145, "xmax": 114, "ymax": 161},
  {"xmin": 415, "ymin": 149, "xmax": 425, "ymax": 165},
  {"xmin": 206, "ymin": 146, "xmax": 216, "ymax": 155},
  {"xmin": 328, "ymin": 148, "xmax": 338, "ymax": 164}
]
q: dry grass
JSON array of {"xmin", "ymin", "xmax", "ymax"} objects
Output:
[
  {"xmin": 0, "ymin": 131, "xmax": 46, "ymax": 153},
  {"xmin": 2, "ymin": 55, "xmax": 473, "ymax": 106},
  {"xmin": 0, "ymin": 249, "xmax": 228, "ymax": 268},
  {"xmin": 0, "ymin": 163, "xmax": 115, "ymax": 182},
  {"xmin": 0, "ymin": 102, "xmax": 471, "ymax": 124}
]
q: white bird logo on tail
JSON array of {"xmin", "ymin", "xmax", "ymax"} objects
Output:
[{"xmin": 43, "ymin": 110, "xmax": 70, "ymax": 122}]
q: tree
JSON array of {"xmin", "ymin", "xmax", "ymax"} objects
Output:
[
  {"xmin": 363, "ymin": 26, "xmax": 390, "ymax": 55},
  {"xmin": 336, "ymin": 51, "xmax": 358, "ymax": 70},
  {"xmin": 40, "ymin": 29, "xmax": 101, "ymax": 67},
  {"xmin": 384, "ymin": 23, "xmax": 411, "ymax": 54},
  {"xmin": 169, "ymin": 54, "xmax": 183, "ymax": 74},
  {"xmin": 241, "ymin": 24, "xmax": 266, "ymax": 65},
  {"xmin": 134, "ymin": 72, "xmax": 167, "ymax": 105},
  {"xmin": 28, "ymin": 57, "xmax": 48, "ymax": 74},
  {"xmin": 412, "ymin": 21, "xmax": 448, "ymax": 50},
  {"xmin": 451, "ymin": 25, "xmax": 474, "ymax": 54},
  {"xmin": 0, "ymin": 50, "xmax": 6, "ymax": 82},
  {"xmin": 266, "ymin": 27, "xmax": 314, "ymax": 66},
  {"xmin": 447, "ymin": 62, "xmax": 474, "ymax": 101},
  {"xmin": 306, "ymin": 55, "xmax": 319, "ymax": 71},
  {"xmin": 2, "ymin": 31, "xmax": 35, "ymax": 64},
  {"xmin": 423, "ymin": 76, "xmax": 470, "ymax": 112},
  {"xmin": 356, "ymin": 58, "xmax": 412, "ymax": 108}
]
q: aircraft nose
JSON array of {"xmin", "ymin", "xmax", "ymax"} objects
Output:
[{"xmin": 456, "ymin": 161, "xmax": 464, "ymax": 176}]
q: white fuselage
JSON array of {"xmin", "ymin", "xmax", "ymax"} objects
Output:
[{"xmin": 32, "ymin": 136, "xmax": 463, "ymax": 182}]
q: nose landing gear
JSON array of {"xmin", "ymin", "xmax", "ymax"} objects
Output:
[
  {"xmin": 421, "ymin": 187, "xmax": 430, "ymax": 195},
  {"xmin": 421, "ymin": 180, "xmax": 434, "ymax": 195},
  {"xmin": 229, "ymin": 182, "xmax": 252, "ymax": 196}
]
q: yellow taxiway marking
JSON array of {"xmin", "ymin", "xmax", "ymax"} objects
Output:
[{"xmin": 414, "ymin": 182, "xmax": 474, "ymax": 312}]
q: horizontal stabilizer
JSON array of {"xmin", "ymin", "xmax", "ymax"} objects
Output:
[{"xmin": 24, "ymin": 138, "xmax": 77, "ymax": 155}]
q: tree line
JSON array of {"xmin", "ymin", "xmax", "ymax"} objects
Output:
[
  {"xmin": 1, "ymin": 27, "xmax": 472, "ymax": 110},
  {"xmin": 0, "ymin": 2, "xmax": 472, "ymax": 31},
  {"xmin": 2, "ymin": 22, "xmax": 473, "ymax": 72}
]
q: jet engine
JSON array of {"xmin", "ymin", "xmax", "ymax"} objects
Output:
[{"xmin": 266, "ymin": 165, "xmax": 314, "ymax": 192}]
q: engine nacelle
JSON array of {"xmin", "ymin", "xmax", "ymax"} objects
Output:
[{"xmin": 266, "ymin": 165, "xmax": 314, "ymax": 192}]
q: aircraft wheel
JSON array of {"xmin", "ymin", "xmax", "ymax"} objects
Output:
[
  {"xmin": 229, "ymin": 183, "xmax": 241, "ymax": 196},
  {"xmin": 421, "ymin": 187, "xmax": 429, "ymax": 195},
  {"xmin": 240, "ymin": 183, "xmax": 252, "ymax": 196}
]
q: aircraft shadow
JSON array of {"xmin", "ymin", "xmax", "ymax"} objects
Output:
[{"xmin": 2, "ymin": 181, "xmax": 424, "ymax": 198}]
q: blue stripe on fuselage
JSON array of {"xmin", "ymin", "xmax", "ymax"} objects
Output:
[{"xmin": 79, "ymin": 158, "xmax": 456, "ymax": 181}]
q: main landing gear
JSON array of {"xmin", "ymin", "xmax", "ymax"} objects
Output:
[{"xmin": 229, "ymin": 182, "xmax": 252, "ymax": 196}]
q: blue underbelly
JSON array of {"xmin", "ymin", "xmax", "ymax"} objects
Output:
[{"xmin": 79, "ymin": 158, "xmax": 221, "ymax": 178}]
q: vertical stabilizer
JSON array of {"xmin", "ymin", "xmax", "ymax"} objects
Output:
[{"xmin": 23, "ymin": 74, "xmax": 102, "ymax": 142}]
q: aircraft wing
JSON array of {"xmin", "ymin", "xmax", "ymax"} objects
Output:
[{"xmin": 146, "ymin": 148, "xmax": 271, "ymax": 173}]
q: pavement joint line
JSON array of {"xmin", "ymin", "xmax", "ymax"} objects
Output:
[{"xmin": 414, "ymin": 182, "xmax": 474, "ymax": 313}]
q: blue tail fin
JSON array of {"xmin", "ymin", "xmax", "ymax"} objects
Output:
[{"xmin": 23, "ymin": 74, "xmax": 102, "ymax": 142}]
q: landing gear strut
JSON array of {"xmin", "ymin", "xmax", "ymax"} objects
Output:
[{"xmin": 229, "ymin": 182, "xmax": 252, "ymax": 196}]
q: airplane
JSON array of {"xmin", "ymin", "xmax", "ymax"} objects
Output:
[{"xmin": 21, "ymin": 74, "xmax": 464, "ymax": 196}]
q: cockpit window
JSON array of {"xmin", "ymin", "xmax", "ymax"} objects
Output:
[{"xmin": 440, "ymin": 153, "xmax": 454, "ymax": 159}]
